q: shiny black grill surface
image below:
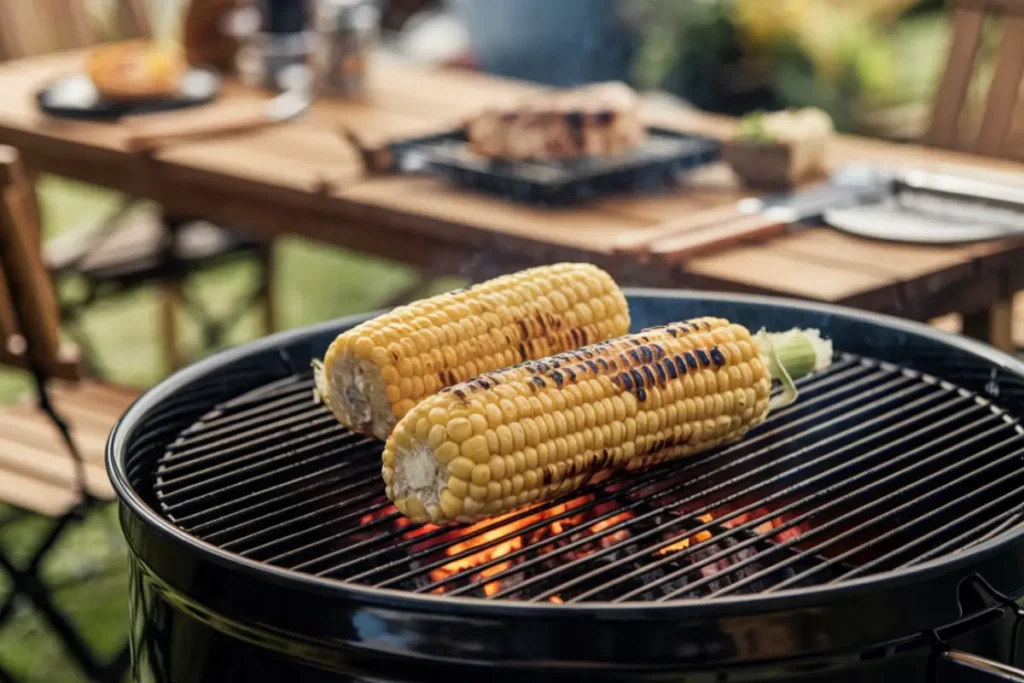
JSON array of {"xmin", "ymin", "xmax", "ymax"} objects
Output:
[{"xmin": 153, "ymin": 353, "xmax": 1024, "ymax": 604}]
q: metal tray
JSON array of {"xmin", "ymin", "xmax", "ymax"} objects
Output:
[{"xmin": 390, "ymin": 127, "xmax": 722, "ymax": 205}]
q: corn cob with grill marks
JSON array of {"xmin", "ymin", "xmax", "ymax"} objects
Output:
[
  {"xmin": 383, "ymin": 318, "xmax": 832, "ymax": 524},
  {"xmin": 314, "ymin": 263, "xmax": 630, "ymax": 440}
]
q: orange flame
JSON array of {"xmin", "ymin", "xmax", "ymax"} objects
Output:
[
  {"xmin": 360, "ymin": 496, "xmax": 815, "ymax": 598},
  {"xmin": 658, "ymin": 513, "xmax": 715, "ymax": 555},
  {"xmin": 421, "ymin": 496, "xmax": 637, "ymax": 596},
  {"xmin": 429, "ymin": 500, "xmax": 588, "ymax": 596}
]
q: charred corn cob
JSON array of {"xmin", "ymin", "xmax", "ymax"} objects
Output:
[
  {"xmin": 383, "ymin": 318, "xmax": 832, "ymax": 523},
  {"xmin": 314, "ymin": 263, "xmax": 630, "ymax": 440}
]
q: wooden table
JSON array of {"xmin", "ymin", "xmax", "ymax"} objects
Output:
[{"xmin": 1, "ymin": 50, "xmax": 1021, "ymax": 350}]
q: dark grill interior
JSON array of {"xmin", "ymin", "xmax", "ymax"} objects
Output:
[{"xmin": 154, "ymin": 353, "xmax": 1024, "ymax": 603}]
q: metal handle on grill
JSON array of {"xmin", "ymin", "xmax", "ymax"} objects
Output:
[{"xmin": 935, "ymin": 650, "xmax": 1024, "ymax": 681}]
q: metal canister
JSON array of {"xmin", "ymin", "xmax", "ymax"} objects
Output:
[{"xmin": 314, "ymin": 0, "xmax": 380, "ymax": 98}]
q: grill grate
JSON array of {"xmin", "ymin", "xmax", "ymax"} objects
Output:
[{"xmin": 155, "ymin": 354, "xmax": 1024, "ymax": 603}]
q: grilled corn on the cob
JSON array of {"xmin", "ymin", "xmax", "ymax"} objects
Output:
[
  {"xmin": 314, "ymin": 263, "xmax": 630, "ymax": 440},
  {"xmin": 383, "ymin": 318, "xmax": 832, "ymax": 523}
]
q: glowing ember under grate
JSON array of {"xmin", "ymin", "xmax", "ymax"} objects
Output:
[{"xmin": 155, "ymin": 354, "xmax": 1024, "ymax": 603}]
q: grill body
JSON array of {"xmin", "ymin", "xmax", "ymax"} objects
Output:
[{"xmin": 109, "ymin": 290, "xmax": 1024, "ymax": 682}]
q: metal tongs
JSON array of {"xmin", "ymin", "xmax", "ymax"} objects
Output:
[{"xmin": 824, "ymin": 163, "xmax": 1024, "ymax": 243}]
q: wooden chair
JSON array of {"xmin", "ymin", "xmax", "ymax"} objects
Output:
[
  {"xmin": 0, "ymin": 145, "xmax": 132, "ymax": 682},
  {"xmin": 0, "ymin": 146, "xmax": 138, "ymax": 514},
  {"xmin": 0, "ymin": 0, "xmax": 276, "ymax": 375},
  {"xmin": 927, "ymin": 0, "xmax": 1024, "ymax": 352}
]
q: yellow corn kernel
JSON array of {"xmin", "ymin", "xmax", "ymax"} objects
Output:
[
  {"xmin": 317, "ymin": 263, "xmax": 630, "ymax": 440},
  {"xmin": 383, "ymin": 317, "xmax": 834, "ymax": 523}
]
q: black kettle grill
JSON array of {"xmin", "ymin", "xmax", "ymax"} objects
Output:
[{"xmin": 108, "ymin": 289, "xmax": 1024, "ymax": 682}]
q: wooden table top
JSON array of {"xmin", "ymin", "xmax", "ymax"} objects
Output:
[{"xmin": 1, "ymin": 49, "xmax": 1021, "ymax": 326}]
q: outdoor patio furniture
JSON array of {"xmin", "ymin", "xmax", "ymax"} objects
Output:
[
  {"xmin": 925, "ymin": 0, "xmax": 1024, "ymax": 351},
  {"xmin": 0, "ymin": 47, "xmax": 1019, "ymax": 352},
  {"xmin": 0, "ymin": 145, "xmax": 131, "ymax": 682},
  {"xmin": 0, "ymin": 0, "xmax": 275, "ymax": 375}
]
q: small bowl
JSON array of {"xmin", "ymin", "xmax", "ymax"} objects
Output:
[{"xmin": 722, "ymin": 138, "xmax": 828, "ymax": 190}]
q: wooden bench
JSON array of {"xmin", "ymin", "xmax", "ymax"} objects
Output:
[{"xmin": 0, "ymin": 145, "xmax": 140, "ymax": 516}]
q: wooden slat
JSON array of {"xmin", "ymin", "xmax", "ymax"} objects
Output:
[
  {"xmin": 975, "ymin": 15, "xmax": 1024, "ymax": 157},
  {"xmin": 649, "ymin": 213, "xmax": 791, "ymax": 264},
  {"xmin": 1, "ymin": 379, "xmax": 135, "ymax": 450},
  {"xmin": 53, "ymin": 385, "xmax": 134, "ymax": 424},
  {"xmin": 684, "ymin": 245, "xmax": 898, "ymax": 303},
  {"xmin": 50, "ymin": 379, "xmax": 138, "ymax": 409},
  {"xmin": 314, "ymin": 103, "xmax": 450, "ymax": 145},
  {"xmin": 611, "ymin": 203, "xmax": 746, "ymax": 256},
  {"xmin": 0, "ymin": 374, "xmax": 136, "ymax": 513},
  {"xmin": 216, "ymin": 123, "xmax": 362, "ymax": 169},
  {"xmin": 0, "ymin": 3, "xmax": 20, "ymax": 61},
  {"xmin": 337, "ymin": 176, "xmax": 649, "ymax": 254},
  {"xmin": 63, "ymin": 0, "xmax": 100, "ymax": 50},
  {"xmin": 0, "ymin": 411, "xmax": 110, "ymax": 462},
  {"xmin": 0, "ymin": 436, "xmax": 112, "ymax": 497},
  {"xmin": 19, "ymin": 394, "xmax": 125, "ymax": 433},
  {"xmin": 156, "ymin": 136, "xmax": 362, "ymax": 194},
  {"xmin": 595, "ymin": 164, "xmax": 745, "ymax": 223},
  {"xmin": 0, "ymin": 2, "xmax": 44, "ymax": 59},
  {"xmin": 639, "ymin": 96, "xmax": 737, "ymax": 141},
  {"xmin": 927, "ymin": 8, "xmax": 986, "ymax": 149},
  {"xmin": 769, "ymin": 228, "xmax": 988, "ymax": 279},
  {"xmin": 40, "ymin": 0, "xmax": 90, "ymax": 54},
  {"xmin": 0, "ymin": 467, "xmax": 78, "ymax": 517}
]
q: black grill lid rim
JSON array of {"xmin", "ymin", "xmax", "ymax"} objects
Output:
[{"xmin": 107, "ymin": 288, "xmax": 1024, "ymax": 624}]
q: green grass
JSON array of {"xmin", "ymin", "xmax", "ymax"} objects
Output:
[{"xmin": 0, "ymin": 176, "xmax": 462, "ymax": 682}]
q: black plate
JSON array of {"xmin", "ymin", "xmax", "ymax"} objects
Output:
[
  {"xmin": 36, "ymin": 68, "xmax": 221, "ymax": 121},
  {"xmin": 390, "ymin": 127, "xmax": 721, "ymax": 205}
]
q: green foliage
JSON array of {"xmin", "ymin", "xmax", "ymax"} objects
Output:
[
  {"xmin": 736, "ymin": 111, "xmax": 775, "ymax": 143},
  {"xmin": 627, "ymin": 0, "xmax": 744, "ymax": 112},
  {"xmin": 630, "ymin": 0, "xmax": 949, "ymax": 132}
]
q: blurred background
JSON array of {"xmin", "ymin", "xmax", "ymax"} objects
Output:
[{"xmin": 0, "ymin": 0, "xmax": 1015, "ymax": 680}]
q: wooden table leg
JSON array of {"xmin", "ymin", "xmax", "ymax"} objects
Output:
[
  {"xmin": 258, "ymin": 242, "xmax": 276, "ymax": 336},
  {"xmin": 962, "ymin": 297, "xmax": 1015, "ymax": 352},
  {"xmin": 159, "ymin": 281, "xmax": 184, "ymax": 374}
]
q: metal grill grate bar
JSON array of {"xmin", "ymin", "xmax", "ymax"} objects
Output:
[
  {"xmin": 904, "ymin": 504, "xmax": 1024, "ymax": 566},
  {"xmin": 155, "ymin": 354, "xmax": 1024, "ymax": 604},
  {"xmin": 592, "ymin": 397, "xmax": 994, "ymax": 602},
  {"xmin": 834, "ymin": 484, "xmax": 1024, "ymax": 581},
  {"xmin": 162, "ymin": 430, "xmax": 364, "ymax": 521},
  {"xmin": 164, "ymin": 383, "xmax": 315, "ymax": 458},
  {"xmin": 287, "ymin": 361, "xmax": 870, "ymax": 578},
  {"xmin": 455, "ymin": 388, "xmax": 964, "ymax": 601},
  {"xmin": 708, "ymin": 437, "xmax": 1024, "ymax": 597},
  {"xmin": 311, "ymin": 362, "xmax": 885, "ymax": 583},
  {"xmin": 230, "ymin": 468, "xmax": 384, "ymax": 555},
  {"xmin": 652, "ymin": 425, "xmax": 1019, "ymax": 600},
  {"xmin": 778, "ymin": 445, "xmax": 1024, "ymax": 587},
  {"xmin": 486, "ymin": 373, "xmax": 937, "ymax": 601}
]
